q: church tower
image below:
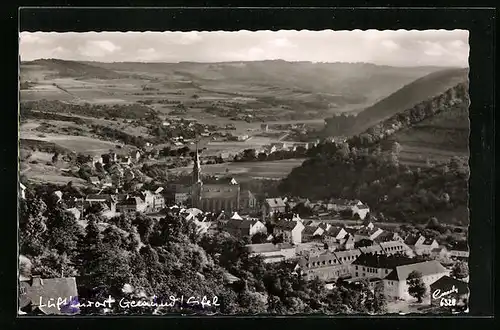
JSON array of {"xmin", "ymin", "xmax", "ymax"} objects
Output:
[{"xmin": 191, "ymin": 141, "xmax": 203, "ymax": 208}]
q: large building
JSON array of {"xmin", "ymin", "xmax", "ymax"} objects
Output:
[{"xmin": 191, "ymin": 145, "xmax": 240, "ymax": 213}]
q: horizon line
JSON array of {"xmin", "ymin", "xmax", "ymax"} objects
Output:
[{"xmin": 20, "ymin": 57, "xmax": 467, "ymax": 69}]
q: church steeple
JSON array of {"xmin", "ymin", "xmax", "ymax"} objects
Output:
[{"xmin": 192, "ymin": 139, "xmax": 202, "ymax": 184}]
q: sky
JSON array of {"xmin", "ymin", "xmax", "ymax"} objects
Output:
[{"xmin": 19, "ymin": 30, "xmax": 469, "ymax": 67}]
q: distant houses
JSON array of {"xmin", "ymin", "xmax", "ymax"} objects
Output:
[{"xmin": 262, "ymin": 198, "xmax": 286, "ymax": 217}]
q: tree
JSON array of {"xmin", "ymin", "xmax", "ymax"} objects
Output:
[
  {"xmin": 451, "ymin": 261, "xmax": 469, "ymax": 279},
  {"xmin": 406, "ymin": 270, "xmax": 427, "ymax": 303},
  {"xmin": 251, "ymin": 232, "xmax": 268, "ymax": 244},
  {"xmin": 372, "ymin": 281, "xmax": 387, "ymax": 313}
]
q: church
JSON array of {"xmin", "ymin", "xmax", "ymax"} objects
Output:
[{"xmin": 191, "ymin": 146, "xmax": 240, "ymax": 213}]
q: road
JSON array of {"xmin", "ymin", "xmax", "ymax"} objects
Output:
[{"xmin": 304, "ymin": 218, "xmax": 468, "ymax": 230}]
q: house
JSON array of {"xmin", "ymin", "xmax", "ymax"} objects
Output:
[
  {"xmin": 341, "ymin": 234, "xmax": 356, "ymax": 250},
  {"xmin": 351, "ymin": 203, "xmax": 370, "ymax": 220},
  {"xmin": 223, "ymin": 219, "xmax": 267, "ymax": 237},
  {"xmin": 142, "ymin": 190, "xmax": 165, "ymax": 212},
  {"xmin": 414, "ymin": 237, "xmax": 440, "ymax": 256},
  {"xmin": 175, "ymin": 192, "xmax": 190, "ymax": 206},
  {"xmin": 101, "ymin": 177, "xmax": 113, "ymax": 188},
  {"xmin": 101, "ymin": 153, "xmax": 118, "ymax": 164},
  {"xmin": 92, "ymin": 155, "xmax": 103, "ymax": 166},
  {"xmin": 352, "ymin": 253, "xmax": 416, "ymax": 280},
  {"xmin": 119, "ymin": 156, "xmax": 132, "ymax": 166},
  {"xmin": 260, "ymin": 123, "xmax": 269, "ymax": 132},
  {"xmin": 324, "ymin": 226, "xmax": 348, "ymax": 241},
  {"xmin": 383, "ymin": 260, "xmax": 448, "ymax": 301},
  {"xmin": 19, "ymin": 182, "xmax": 27, "ymax": 200},
  {"xmin": 20, "ymin": 276, "xmax": 79, "ymax": 315},
  {"xmin": 295, "ymin": 251, "xmax": 351, "ymax": 281},
  {"xmin": 448, "ymin": 242, "xmax": 469, "ymax": 260},
  {"xmin": 264, "ymin": 145, "xmax": 277, "ymax": 154},
  {"xmin": 124, "ymin": 169, "xmax": 135, "ymax": 182},
  {"xmin": 273, "ymin": 219, "xmax": 305, "ymax": 245},
  {"xmin": 358, "ymin": 244, "xmax": 385, "ymax": 255},
  {"xmin": 262, "ymin": 198, "xmax": 286, "ymax": 217},
  {"xmin": 430, "ymin": 276, "xmax": 469, "ymax": 309},
  {"xmin": 373, "ymin": 231, "xmax": 402, "ymax": 243},
  {"xmin": 246, "ymin": 243, "xmax": 296, "ymax": 263},
  {"xmin": 116, "ymin": 196, "xmax": 147, "ymax": 213},
  {"xmin": 404, "ymin": 234, "xmax": 427, "ymax": 250},
  {"xmin": 65, "ymin": 208, "xmax": 81, "ymax": 221},
  {"xmin": 379, "ymin": 241, "xmax": 414, "ymax": 257},
  {"xmin": 329, "ymin": 198, "xmax": 357, "ymax": 212},
  {"xmin": 302, "ymin": 225, "xmax": 325, "ymax": 242},
  {"xmin": 237, "ymin": 135, "xmax": 249, "ymax": 141},
  {"xmin": 240, "ymin": 190, "xmax": 258, "ymax": 213},
  {"xmin": 354, "ymin": 227, "xmax": 384, "ymax": 242}
]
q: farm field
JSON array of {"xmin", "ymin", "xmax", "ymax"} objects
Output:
[{"xmin": 169, "ymin": 158, "xmax": 305, "ymax": 181}]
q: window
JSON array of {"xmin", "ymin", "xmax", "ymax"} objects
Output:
[
  {"xmin": 385, "ymin": 269, "xmax": 389, "ymax": 274},
  {"xmin": 362, "ymin": 267, "xmax": 365, "ymax": 271},
  {"xmin": 306, "ymin": 263, "xmax": 309, "ymax": 268},
  {"xmin": 355, "ymin": 266, "xmax": 358, "ymax": 270},
  {"xmin": 20, "ymin": 287, "xmax": 27, "ymax": 294},
  {"xmin": 355, "ymin": 272, "xmax": 358, "ymax": 277}
]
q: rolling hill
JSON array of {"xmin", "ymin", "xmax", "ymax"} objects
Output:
[
  {"xmin": 324, "ymin": 68, "xmax": 469, "ymax": 136},
  {"xmin": 20, "ymin": 59, "xmax": 126, "ymax": 80}
]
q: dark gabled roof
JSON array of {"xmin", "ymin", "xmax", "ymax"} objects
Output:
[
  {"xmin": 404, "ymin": 234, "xmax": 424, "ymax": 246},
  {"xmin": 326, "ymin": 226, "xmax": 344, "ymax": 237},
  {"xmin": 275, "ymin": 219, "xmax": 302, "ymax": 231},
  {"xmin": 356, "ymin": 204, "xmax": 370, "ymax": 210},
  {"xmin": 353, "ymin": 253, "xmax": 415, "ymax": 269},
  {"xmin": 430, "ymin": 276, "xmax": 469, "ymax": 295},
  {"xmin": 423, "ymin": 237, "xmax": 437, "ymax": 245},
  {"xmin": 448, "ymin": 241, "xmax": 469, "ymax": 252},
  {"xmin": 373, "ymin": 231, "xmax": 398, "ymax": 243},
  {"xmin": 385, "ymin": 260, "xmax": 447, "ymax": 281},
  {"xmin": 303, "ymin": 225, "xmax": 322, "ymax": 235}
]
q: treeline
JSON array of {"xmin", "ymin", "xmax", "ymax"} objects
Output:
[
  {"xmin": 323, "ymin": 114, "xmax": 357, "ymax": 136},
  {"xmin": 89, "ymin": 124, "xmax": 150, "ymax": 148},
  {"xmin": 349, "ymin": 82, "xmax": 469, "ymax": 148},
  {"xmin": 20, "ymin": 109, "xmax": 89, "ymax": 125},
  {"xmin": 20, "ymin": 99, "xmax": 159, "ymax": 120},
  {"xmin": 234, "ymin": 147, "xmax": 309, "ymax": 162},
  {"xmin": 279, "ymin": 142, "xmax": 469, "ymax": 225},
  {"xmin": 19, "ymin": 190, "xmax": 388, "ymax": 315}
]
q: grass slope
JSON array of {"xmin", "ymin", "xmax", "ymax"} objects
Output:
[
  {"xmin": 350, "ymin": 68, "xmax": 469, "ymax": 135},
  {"xmin": 384, "ymin": 102, "xmax": 470, "ymax": 167},
  {"xmin": 21, "ymin": 59, "xmax": 124, "ymax": 80}
]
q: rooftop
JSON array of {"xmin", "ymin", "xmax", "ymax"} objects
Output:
[
  {"xmin": 353, "ymin": 253, "xmax": 416, "ymax": 269},
  {"xmin": 266, "ymin": 198, "xmax": 286, "ymax": 208},
  {"xmin": 385, "ymin": 260, "xmax": 447, "ymax": 281}
]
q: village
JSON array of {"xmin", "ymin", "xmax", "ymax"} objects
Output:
[{"xmin": 19, "ymin": 146, "xmax": 469, "ymax": 314}]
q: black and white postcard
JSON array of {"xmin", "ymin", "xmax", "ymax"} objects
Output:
[{"xmin": 18, "ymin": 27, "xmax": 472, "ymax": 315}]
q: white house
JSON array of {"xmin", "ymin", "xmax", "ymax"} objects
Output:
[
  {"xmin": 351, "ymin": 203, "xmax": 370, "ymax": 220},
  {"xmin": 274, "ymin": 219, "xmax": 305, "ymax": 245},
  {"xmin": 383, "ymin": 260, "xmax": 448, "ymax": 301}
]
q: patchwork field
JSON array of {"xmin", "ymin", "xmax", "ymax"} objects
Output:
[{"xmin": 170, "ymin": 158, "xmax": 305, "ymax": 181}]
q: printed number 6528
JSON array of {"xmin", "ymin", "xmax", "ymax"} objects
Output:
[{"xmin": 440, "ymin": 298, "xmax": 456, "ymax": 307}]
